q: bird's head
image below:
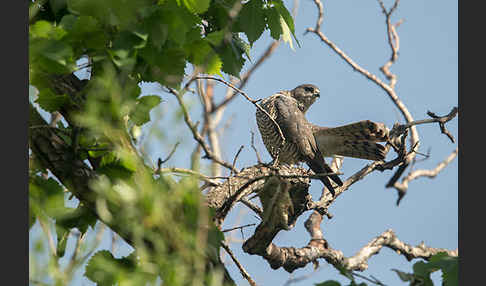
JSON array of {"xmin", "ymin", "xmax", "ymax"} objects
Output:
[{"xmin": 290, "ymin": 84, "xmax": 321, "ymax": 112}]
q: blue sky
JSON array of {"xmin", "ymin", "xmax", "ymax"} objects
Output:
[{"xmin": 29, "ymin": 0, "xmax": 457, "ymax": 285}]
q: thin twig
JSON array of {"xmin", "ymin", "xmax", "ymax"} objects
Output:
[
  {"xmin": 240, "ymin": 198, "xmax": 263, "ymax": 217},
  {"xmin": 222, "ymin": 223, "xmax": 256, "ymax": 233},
  {"xmin": 156, "ymin": 167, "xmax": 220, "ymax": 187},
  {"xmin": 221, "ymin": 242, "xmax": 258, "ymax": 286},
  {"xmin": 168, "ymin": 87, "xmax": 238, "ymax": 173},
  {"xmin": 231, "ymin": 145, "xmax": 245, "ymax": 175},
  {"xmin": 353, "ymin": 272, "xmax": 388, "ymax": 286},
  {"xmin": 158, "ymin": 142, "xmax": 180, "ymax": 165},
  {"xmin": 211, "ymin": 41, "xmax": 281, "ymax": 113},
  {"xmin": 391, "ymin": 148, "xmax": 458, "ymax": 204},
  {"xmin": 38, "ymin": 217, "xmax": 57, "ymax": 257},
  {"xmin": 195, "ymin": 76, "xmax": 286, "ymax": 145},
  {"xmin": 250, "ymin": 131, "xmax": 263, "ymax": 164},
  {"xmin": 306, "ymin": 0, "xmax": 420, "ymax": 193}
]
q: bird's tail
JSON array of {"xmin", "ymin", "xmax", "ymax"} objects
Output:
[
  {"xmin": 307, "ymin": 158, "xmax": 343, "ymax": 197},
  {"xmin": 313, "ymin": 120, "xmax": 389, "ymax": 161}
]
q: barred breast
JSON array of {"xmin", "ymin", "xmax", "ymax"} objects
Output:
[{"xmin": 256, "ymin": 93, "xmax": 302, "ymax": 165}]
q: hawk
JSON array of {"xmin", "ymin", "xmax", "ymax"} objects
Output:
[{"xmin": 255, "ymin": 84, "xmax": 389, "ymax": 196}]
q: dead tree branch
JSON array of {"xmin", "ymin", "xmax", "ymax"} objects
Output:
[
  {"xmin": 244, "ymin": 204, "xmax": 457, "ymax": 273},
  {"xmin": 168, "ymin": 87, "xmax": 239, "ymax": 173},
  {"xmin": 305, "ymin": 0, "xmax": 421, "ymax": 199},
  {"xmin": 221, "ymin": 242, "xmax": 258, "ymax": 286},
  {"xmin": 195, "ymin": 76, "xmax": 286, "ymax": 146},
  {"xmin": 390, "ymin": 148, "xmax": 458, "ymax": 205}
]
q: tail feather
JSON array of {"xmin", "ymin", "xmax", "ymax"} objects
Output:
[
  {"xmin": 313, "ymin": 120, "xmax": 389, "ymax": 161},
  {"xmin": 307, "ymin": 157, "xmax": 343, "ymax": 197}
]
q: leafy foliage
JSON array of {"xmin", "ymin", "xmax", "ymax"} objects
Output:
[
  {"xmin": 84, "ymin": 251, "xmax": 158, "ymax": 286},
  {"xmin": 392, "ymin": 252, "xmax": 458, "ymax": 286},
  {"xmin": 28, "ymin": 0, "xmax": 300, "ymax": 285},
  {"xmin": 315, "ymin": 253, "xmax": 458, "ymax": 286}
]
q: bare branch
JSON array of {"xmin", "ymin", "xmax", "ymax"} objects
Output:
[
  {"xmin": 250, "ymin": 131, "xmax": 263, "ymax": 164},
  {"xmin": 352, "ymin": 272, "xmax": 388, "ymax": 286},
  {"xmin": 156, "ymin": 167, "xmax": 220, "ymax": 187},
  {"xmin": 168, "ymin": 87, "xmax": 238, "ymax": 173},
  {"xmin": 245, "ymin": 215, "xmax": 458, "ymax": 273},
  {"xmin": 231, "ymin": 145, "xmax": 245, "ymax": 175},
  {"xmin": 38, "ymin": 217, "xmax": 57, "ymax": 257},
  {"xmin": 157, "ymin": 142, "xmax": 180, "ymax": 166},
  {"xmin": 344, "ymin": 229, "xmax": 458, "ymax": 269},
  {"xmin": 390, "ymin": 148, "xmax": 458, "ymax": 204},
  {"xmin": 306, "ymin": 0, "xmax": 420, "ymax": 192},
  {"xmin": 212, "ymin": 41, "xmax": 281, "ymax": 113},
  {"xmin": 195, "ymin": 76, "xmax": 286, "ymax": 147},
  {"xmin": 378, "ymin": 0, "xmax": 401, "ymax": 88},
  {"xmin": 222, "ymin": 223, "xmax": 256, "ymax": 233},
  {"xmin": 240, "ymin": 197, "xmax": 263, "ymax": 217},
  {"xmin": 426, "ymin": 108, "xmax": 458, "ymax": 143},
  {"xmin": 221, "ymin": 242, "xmax": 258, "ymax": 286},
  {"xmin": 390, "ymin": 107, "xmax": 458, "ymax": 143}
]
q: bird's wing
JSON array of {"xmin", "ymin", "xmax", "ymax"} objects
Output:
[{"xmin": 274, "ymin": 96, "xmax": 343, "ymax": 195}]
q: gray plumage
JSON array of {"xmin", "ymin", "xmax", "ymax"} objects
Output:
[{"xmin": 256, "ymin": 84, "xmax": 389, "ymax": 196}]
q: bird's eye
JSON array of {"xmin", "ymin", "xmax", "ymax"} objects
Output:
[{"xmin": 304, "ymin": 86, "xmax": 314, "ymax": 93}]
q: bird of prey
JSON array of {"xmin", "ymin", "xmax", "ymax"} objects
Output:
[{"xmin": 255, "ymin": 84, "xmax": 389, "ymax": 196}]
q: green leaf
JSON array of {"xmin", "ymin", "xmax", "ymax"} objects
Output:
[
  {"xmin": 97, "ymin": 150, "xmax": 137, "ymax": 179},
  {"xmin": 279, "ymin": 14, "xmax": 294, "ymax": 51},
  {"xmin": 237, "ymin": 0, "xmax": 266, "ymax": 45},
  {"xmin": 85, "ymin": 250, "xmax": 122, "ymax": 286},
  {"xmin": 56, "ymin": 205, "xmax": 98, "ymax": 234},
  {"xmin": 59, "ymin": 15, "xmax": 78, "ymax": 31},
  {"xmin": 272, "ymin": 0, "xmax": 300, "ymax": 48},
  {"xmin": 70, "ymin": 15, "xmax": 107, "ymax": 50},
  {"xmin": 185, "ymin": 40, "xmax": 223, "ymax": 75},
  {"xmin": 205, "ymin": 30, "xmax": 224, "ymax": 46},
  {"xmin": 30, "ymin": 37, "xmax": 76, "ymax": 74},
  {"xmin": 50, "ymin": 0, "xmax": 68, "ymax": 16},
  {"xmin": 30, "ymin": 21, "xmax": 56, "ymax": 38},
  {"xmin": 29, "ymin": 198, "xmax": 37, "ymax": 229},
  {"xmin": 34, "ymin": 88, "xmax": 71, "ymax": 112},
  {"xmin": 113, "ymin": 31, "xmax": 147, "ymax": 51},
  {"xmin": 158, "ymin": 1, "xmax": 200, "ymax": 46},
  {"xmin": 30, "ymin": 20, "xmax": 67, "ymax": 40},
  {"xmin": 29, "ymin": 176, "xmax": 68, "ymax": 219},
  {"xmin": 144, "ymin": 10, "xmax": 169, "ymax": 50},
  {"xmin": 68, "ymin": 0, "xmax": 152, "ymax": 28},
  {"xmin": 130, "ymin": 95, "xmax": 162, "ymax": 125},
  {"xmin": 85, "ymin": 250, "xmax": 158, "ymax": 286},
  {"xmin": 56, "ymin": 226, "xmax": 70, "ymax": 257},
  {"xmin": 53, "ymin": 208, "xmax": 95, "ymax": 258},
  {"xmin": 315, "ymin": 281, "xmax": 342, "ymax": 286},
  {"xmin": 427, "ymin": 252, "xmax": 459, "ymax": 286},
  {"xmin": 413, "ymin": 261, "xmax": 438, "ymax": 278},
  {"xmin": 265, "ymin": 7, "xmax": 283, "ymax": 40},
  {"xmin": 233, "ymin": 34, "xmax": 251, "ymax": 61},
  {"xmin": 335, "ymin": 264, "xmax": 354, "ymax": 281},
  {"xmin": 219, "ymin": 45, "xmax": 244, "ymax": 77},
  {"xmin": 182, "ymin": 0, "xmax": 210, "ymax": 14},
  {"xmin": 391, "ymin": 269, "xmax": 414, "ymax": 282},
  {"xmin": 140, "ymin": 46, "xmax": 187, "ymax": 87}
]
